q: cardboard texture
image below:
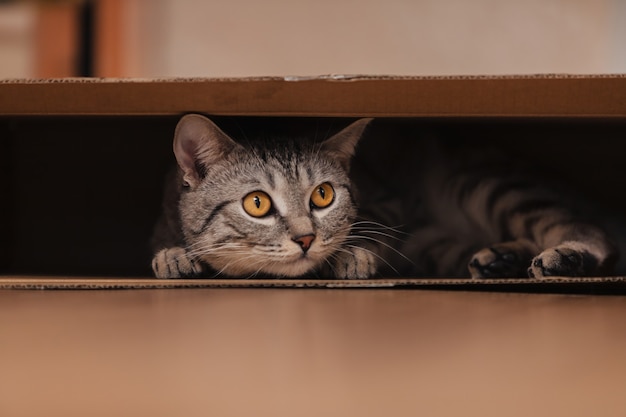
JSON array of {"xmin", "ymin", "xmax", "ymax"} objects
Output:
[
  {"xmin": 1, "ymin": 75, "xmax": 626, "ymax": 117},
  {"xmin": 1, "ymin": 75, "xmax": 626, "ymax": 291},
  {"xmin": 0, "ymin": 276, "xmax": 625, "ymax": 295}
]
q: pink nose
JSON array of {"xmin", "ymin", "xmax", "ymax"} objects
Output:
[{"xmin": 292, "ymin": 234, "xmax": 316, "ymax": 252}]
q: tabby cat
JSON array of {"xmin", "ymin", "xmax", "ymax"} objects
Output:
[{"xmin": 151, "ymin": 115, "xmax": 617, "ymax": 279}]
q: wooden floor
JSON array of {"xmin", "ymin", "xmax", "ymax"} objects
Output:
[{"xmin": 1, "ymin": 288, "xmax": 625, "ymax": 417}]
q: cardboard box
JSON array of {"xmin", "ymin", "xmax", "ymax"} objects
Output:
[{"xmin": 1, "ymin": 75, "xmax": 626, "ymax": 292}]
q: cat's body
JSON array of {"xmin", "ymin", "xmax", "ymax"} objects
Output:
[{"xmin": 151, "ymin": 115, "xmax": 618, "ymax": 279}]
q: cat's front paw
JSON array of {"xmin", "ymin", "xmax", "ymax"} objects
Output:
[
  {"xmin": 528, "ymin": 246, "xmax": 589, "ymax": 278},
  {"xmin": 152, "ymin": 247, "xmax": 204, "ymax": 279},
  {"xmin": 331, "ymin": 246, "xmax": 377, "ymax": 279}
]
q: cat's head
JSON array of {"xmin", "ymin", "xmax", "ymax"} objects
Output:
[{"xmin": 173, "ymin": 114, "xmax": 372, "ymax": 277}]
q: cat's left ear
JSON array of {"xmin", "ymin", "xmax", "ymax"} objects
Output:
[
  {"xmin": 173, "ymin": 114, "xmax": 240, "ymax": 187},
  {"xmin": 321, "ymin": 118, "xmax": 373, "ymax": 172}
]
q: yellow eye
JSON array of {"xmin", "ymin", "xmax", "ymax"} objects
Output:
[
  {"xmin": 310, "ymin": 182, "xmax": 335, "ymax": 209},
  {"xmin": 242, "ymin": 191, "xmax": 272, "ymax": 217}
]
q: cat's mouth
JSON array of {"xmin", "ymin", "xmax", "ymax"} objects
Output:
[
  {"xmin": 262, "ymin": 256, "xmax": 319, "ymax": 277},
  {"xmin": 201, "ymin": 245, "xmax": 327, "ymax": 278},
  {"xmin": 284, "ymin": 251, "xmax": 316, "ymax": 265},
  {"xmin": 266, "ymin": 249, "xmax": 326, "ymax": 276}
]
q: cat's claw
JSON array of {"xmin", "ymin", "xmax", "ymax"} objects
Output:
[
  {"xmin": 332, "ymin": 246, "xmax": 377, "ymax": 279},
  {"xmin": 152, "ymin": 247, "xmax": 204, "ymax": 279}
]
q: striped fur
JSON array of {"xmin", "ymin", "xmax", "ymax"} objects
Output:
[
  {"xmin": 349, "ymin": 127, "xmax": 618, "ymax": 278},
  {"xmin": 152, "ymin": 116, "xmax": 618, "ymax": 279}
]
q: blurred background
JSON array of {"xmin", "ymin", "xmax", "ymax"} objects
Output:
[{"xmin": 0, "ymin": 0, "xmax": 625, "ymax": 78}]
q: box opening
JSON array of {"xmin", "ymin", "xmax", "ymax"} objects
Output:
[{"xmin": 2, "ymin": 115, "xmax": 626, "ymax": 279}]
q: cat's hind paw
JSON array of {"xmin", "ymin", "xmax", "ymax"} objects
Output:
[
  {"xmin": 331, "ymin": 246, "xmax": 377, "ymax": 279},
  {"xmin": 152, "ymin": 247, "xmax": 204, "ymax": 279},
  {"xmin": 528, "ymin": 246, "xmax": 590, "ymax": 278}
]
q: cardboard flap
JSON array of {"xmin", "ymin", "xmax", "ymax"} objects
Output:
[{"xmin": 1, "ymin": 75, "xmax": 626, "ymax": 117}]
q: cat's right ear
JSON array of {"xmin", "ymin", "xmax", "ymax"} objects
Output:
[
  {"xmin": 321, "ymin": 118, "xmax": 373, "ymax": 172},
  {"xmin": 173, "ymin": 114, "xmax": 239, "ymax": 188}
]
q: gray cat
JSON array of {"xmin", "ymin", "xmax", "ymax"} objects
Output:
[
  {"xmin": 151, "ymin": 115, "xmax": 376, "ymax": 278},
  {"xmin": 151, "ymin": 115, "xmax": 617, "ymax": 279}
]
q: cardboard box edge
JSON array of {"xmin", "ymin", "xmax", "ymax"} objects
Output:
[
  {"xmin": 1, "ymin": 75, "xmax": 626, "ymax": 117},
  {"xmin": 1, "ymin": 276, "xmax": 626, "ymax": 294}
]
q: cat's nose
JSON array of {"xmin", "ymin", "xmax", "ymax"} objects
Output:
[{"xmin": 292, "ymin": 234, "xmax": 316, "ymax": 253}]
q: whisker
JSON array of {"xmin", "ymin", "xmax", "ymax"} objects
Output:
[
  {"xmin": 345, "ymin": 244, "xmax": 399, "ymax": 275},
  {"xmin": 211, "ymin": 254, "xmax": 265, "ymax": 278},
  {"xmin": 351, "ymin": 228, "xmax": 409, "ymax": 243},
  {"xmin": 345, "ymin": 234, "xmax": 415, "ymax": 266},
  {"xmin": 186, "ymin": 244, "xmax": 246, "ymax": 256},
  {"xmin": 351, "ymin": 220, "xmax": 409, "ymax": 234},
  {"xmin": 322, "ymin": 257, "xmax": 336, "ymax": 277}
]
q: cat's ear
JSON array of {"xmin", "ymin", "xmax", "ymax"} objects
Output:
[
  {"xmin": 321, "ymin": 118, "xmax": 373, "ymax": 171},
  {"xmin": 173, "ymin": 114, "xmax": 240, "ymax": 187}
]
